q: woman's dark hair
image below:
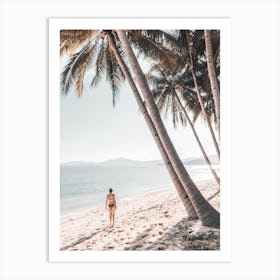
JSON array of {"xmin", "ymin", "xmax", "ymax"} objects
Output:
[{"xmin": 109, "ymin": 188, "xmax": 113, "ymax": 193}]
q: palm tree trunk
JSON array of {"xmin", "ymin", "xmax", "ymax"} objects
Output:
[
  {"xmin": 108, "ymin": 33, "xmax": 198, "ymax": 219},
  {"xmin": 186, "ymin": 31, "xmax": 220, "ymax": 160},
  {"xmin": 116, "ymin": 30, "xmax": 220, "ymax": 228},
  {"xmin": 204, "ymin": 30, "xmax": 220, "ymax": 138},
  {"xmin": 173, "ymin": 91, "xmax": 220, "ymax": 185}
]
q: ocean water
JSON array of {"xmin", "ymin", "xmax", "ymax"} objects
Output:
[{"xmin": 60, "ymin": 162, "xmax": 219, "ymax": 214}]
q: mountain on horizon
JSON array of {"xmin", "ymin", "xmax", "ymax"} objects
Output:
[
  {"xmin": 61, "ymin": 157, "xmax": 148, "ymax": 167},
  {"xmin": 182, "ymin": 154, "xmax": 219, "ymax": 166},
  {"xmin": 61, "ymin": 155, "xmax": 219, "ymax": 167}
]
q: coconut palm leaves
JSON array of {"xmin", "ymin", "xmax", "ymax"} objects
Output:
[
  {"xmin": 61, "ymin": 38, "xmax": 98, "ymax": 95},
  {"xmin": 180, "ymin": 67, "xmax": 217, "ymax": 125},
  {"xmin": 174, "ymin": 30, "xmax": 220, "ymax": 129},
  {"xmin": 147, "ymin": 66, "xmax": 187, "ymax": 128},
  {"xmin": 147, "ymin": 64, "xmax": 220, "ymax": 185},
  {"xmin": 60, "ymin": 30, "xmax": 97, "ymax": 56},
  {"xmin": 117, "ymin": 30, "xmax": 220, "ymax": 228},
  {"xmin": 61, "ymin": 30, "xmax": 180, "ymax": 105},
  {"xmin": 61, "ymin": 31, "xmax": 125, "ymax": 105},
  {"xmin": 183, "ymin": 30, "xmax": 220, "ymax": 159},
  {"xmin": 127, "ymin": 30, "xmax": 184, "ymax": 71}
]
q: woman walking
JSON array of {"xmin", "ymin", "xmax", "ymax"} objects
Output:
[{"xmin": 105, "ymin": 188, "xmax": 117, "ymax": 227}]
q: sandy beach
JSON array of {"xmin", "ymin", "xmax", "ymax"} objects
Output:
[{"xmin": 60, "ymin": 180, "xmax": 220, "ymax": 251}]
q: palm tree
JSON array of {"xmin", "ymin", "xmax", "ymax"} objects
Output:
[
  {"xmin": 204, "ymin": 30, "xmax": 220, "ymax": 138},
  {"xmin": 180, "ymin": 62, "xmax": 217, "ymax": 127},
  {"xmin": 147, "ymin": 64, "xmax": 220, "ymax": 185},
  {"xmin": 60, "ymin": 30, "xmax": 198, "ymax": 219},
  {"xmin": 108, "ymin": 33, "xmax": 198, "ymax": 219},
  {"xmin": 184, "ymin": 30, "xmax": 220, "ymax": 159},
  {"xmin": 160, "ymin": 30, "xmax": 219, "ymax": 130},
  {"xmin": 116, "ymin": 30, "xmax": 220, "ymax": 228}
]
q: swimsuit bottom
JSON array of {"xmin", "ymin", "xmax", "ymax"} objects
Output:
[{"xmin": 108, "ymin": 204, "xmax": 115, "ymax": 209}]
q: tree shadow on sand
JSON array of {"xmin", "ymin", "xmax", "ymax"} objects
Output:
[
  {"xmin": 60, "ymin": 229, "xmax": 102, "ymax": 250},
  {"xmin": 124, "ymin": 218, "xmax": 220, "ymax": 251},
  {"xmin": 122, "ymin": 226, "xmax": 155, "ymax": 250}
]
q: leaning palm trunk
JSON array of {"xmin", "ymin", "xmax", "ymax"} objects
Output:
[
  {"xmin": 117, "ymin": 30, "xmax": 220, "ymax": 228},
  {"xmin": 186, "ymin": 31, "xmax": 220, "ymax": 160},
  {"xmin": 108, "ymin": 34, "xmax": 198, "ymax": 219},
  {"xmin": 173, "ymin": 91, "xmax": 220, "ymax": 185},
  {"xmin": 204, "ymin": 30, "xmax": 220, "ymax": 138}
]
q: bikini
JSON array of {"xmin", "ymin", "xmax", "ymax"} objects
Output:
[
  {"xmin": 108, "ymin": 203, "xmax": 115, "ymax": 209},
  {"xmin": 108, "ymin": 194, "xmax": 115, "ymax": 208}
]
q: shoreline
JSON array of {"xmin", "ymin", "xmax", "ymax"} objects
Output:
[
  {"xmin": 60, "ymin": 180, "xmax": 220, "ymax": 251},
  {"xmin": 60, "ymin": 185, "xmax": 173, "ymax": 217}
]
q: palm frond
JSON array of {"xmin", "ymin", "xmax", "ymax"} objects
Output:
[
  {"xmin": 192, "ymin": 108, "xmax": 202, "ymax": 124},
  {"xmin": 127, "ymin": 30, "xmax": 180, "ymax": 71},
  {"xmin": 60, "ymin": 30, "xmax": 97, "ymax": 55},
  {"xmin": 171, "ymin": 94, "xmax": 178, "ymax": 128},
  {"xmin": 145, "ymin": 74, "xmax": 166, "ymax": 89},
  {"xmin": 147, "ymin": 63, "xmax": 189, "ymax": 127},
  {"xmin": 141, "ymin": 30, "xmax": 186, "ymax": 55},
  {"xmin": 90, "ymin": 39, "xmax": 106, "ymax": 88},
  {"xmin": 75, "ymin": 63, "xmax": 87, "ymax": 96},
  {"xmin": 105, "ymin": 39, "xmax": 125, "ymax": 107},
  {"xmin": 60, "ymin": 38, "xmax": 98, "ymax": 94}
]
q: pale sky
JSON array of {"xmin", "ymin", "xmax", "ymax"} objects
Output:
[{"xmin": 60, "ymin": 60, "xmax": 217, "ymax": 163}]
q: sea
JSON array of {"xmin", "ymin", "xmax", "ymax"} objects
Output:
[{"xmin": 60, "ymin": 159, "xmax": 219, "ymax": 215}]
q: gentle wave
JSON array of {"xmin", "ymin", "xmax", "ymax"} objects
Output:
[{"xmin": 60, "ymin": 163, "xmax": 219, "ymax": 214}]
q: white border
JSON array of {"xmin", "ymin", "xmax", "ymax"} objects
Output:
[{"xmin": 49, "ymin": 18, "xmax": 231, "ymax": 262}]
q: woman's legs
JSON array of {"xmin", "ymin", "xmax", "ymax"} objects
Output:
[
  {"xmin": 111, "ymin": 207, "xmax": 116, "ymax": 226},
  {"xmin": 108, "ymin": 207, "xmax": 116, "ymax": 227},
  {"xmin": 109, "ymin": 209, "xmax": 113, "ymax": 226}
]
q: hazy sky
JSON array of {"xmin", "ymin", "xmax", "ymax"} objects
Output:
[{"xmin": 60, "ymin": 61, "xmax": 217, "ymax": 163}]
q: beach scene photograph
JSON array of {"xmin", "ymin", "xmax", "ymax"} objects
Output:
[{"xmin": 59, "ymin": 27, "xmax": 222, "ymax": 252}]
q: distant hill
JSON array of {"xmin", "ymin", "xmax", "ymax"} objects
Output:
[
  {"xmin": 182, "ymin": 155, "xmax": 219, "ymax": 166},
  {"xmin": 98, "ymin": 157, "xmax": 147, "ymax": 167},
  {"xmin": 61, "ymin": 155, "xmax": 219, "ymax": 167},
  {"xmin": 61, "ymin": 158, "xmax": 152, "ymax": 167}
]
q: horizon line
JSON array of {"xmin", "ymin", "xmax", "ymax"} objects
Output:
[
  {"xmin": 60, "ymin": 154, "xmax": 217, "ymax": 164},
  {"xmin": 60, "ymin": 157, "xmax": 162, "ymax": 164}
]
